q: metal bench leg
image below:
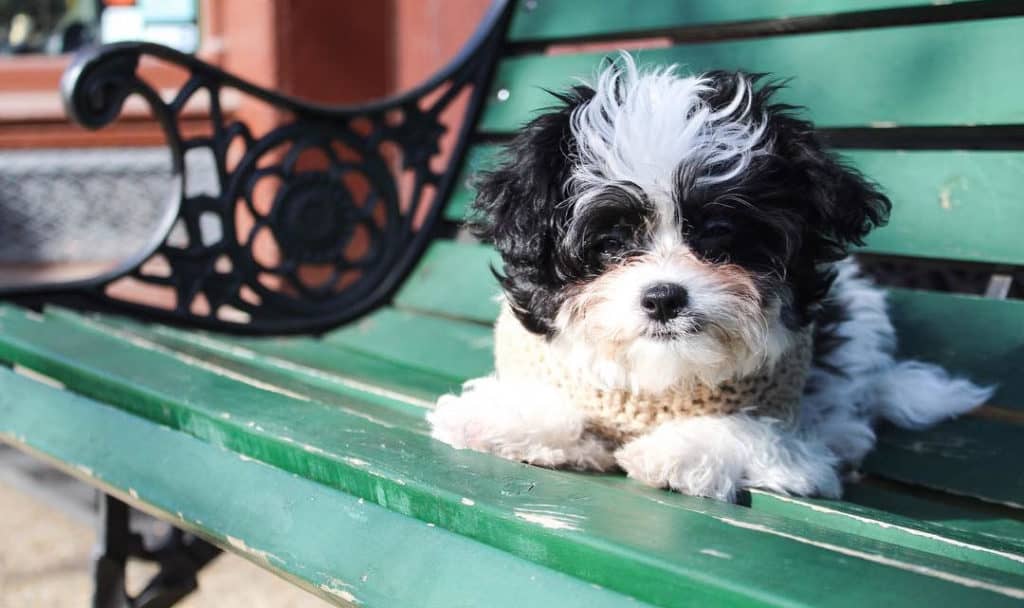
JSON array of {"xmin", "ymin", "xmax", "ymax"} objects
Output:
[{"xmin": 92, "ymin": 493, "xmax": 222, "ymax": 608}]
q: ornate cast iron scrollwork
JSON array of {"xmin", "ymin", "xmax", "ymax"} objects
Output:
[{"xmin": 37, "ymin": 0, "xmax": 512, "ymax": 334}]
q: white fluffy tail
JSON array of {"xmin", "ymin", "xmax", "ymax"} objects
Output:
[{"xmin": 874, "ymin": 360, "xmax": 994, "ymax": 430}]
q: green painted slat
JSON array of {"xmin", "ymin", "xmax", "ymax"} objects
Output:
[
  {"xmin": 226, "ymin": 334, "xmax": 457, "ymax": 403},
  {"xmin": 508, "ymin": 0, "xmax": 986, "ymax": 42},
  {"xmin": 394, "ymin": 241, "xmax": 503, "ymax": 322},
  {"xmin": 48, "ymin": 308, "xmax": 438, "ymax": 419},
  {"xmin": 100, "ymin": 311, "xmax": 1024, "ymax": 561},
  {"xmin": 63, "ymin": 308, "xmax": 1024, "ymax": 554},
  {"xmin": 865, "ymin": 417, "xmax": 1024, "ymax": 508},
  {"xmin": 445, "ymin": 146, "xmax": 1024, "ymax": 265},
  {"xmin": 322, "ymin": 307, "xmax": 494, "ymax": 381},
  {"xmin": 0, "ymin": 369, "xmax": 649, "ymax": 608},
  {"xmin": 888, "ymin": 289, "xmax": 1024, "ymax": 409},
  {"xmin": 59, "ymin": 307, "xmax": 1024, "ymax": 560},
  {"xmin": 444, "ymin": 145, "xmax": 501, "ymax": 222},
  {"xmin": 482, "ymin": 18, "xmax": 1024, "ymax": 132},
  {"xmin": 843, "ymin": 483, "xmax": 1024, "ymax": 555},
  {"xmin": 18, "ymin": 305, "xmax": 1024, "ymax": 580},
  {"xmin": 51, "ymin": 307, "xmax": 458, "ymax": 406},
  {"xmin": 749, "ymin": 487, "xmax": 1024, "ymax": 575},
  {"xmin": 855, "ymin": 151, "xmax": 1024, "ymax": 264},
  {"xmin": 1, "ymin": 308, "xmax": 1023, "ymax": 606},
  {"xmin": 83, "ymin": 292, "xmax": 1021, "ymax": 507},
  {"xmin": 388, "ymin": 241, "xmax": 500, "ymax": 323}
]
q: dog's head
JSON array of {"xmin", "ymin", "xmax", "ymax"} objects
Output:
[{"xmin": 472, "ymin": 55, "xmax": 890, "ymax": 392}]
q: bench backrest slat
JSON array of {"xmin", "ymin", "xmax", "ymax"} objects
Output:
[
  {"xmin": 507, "ymin": 0, "xmax": 995, "ymax": 44},
  {"xmin": 484, "ymin": 18, "xmax": 1024, "ymax": 132}
]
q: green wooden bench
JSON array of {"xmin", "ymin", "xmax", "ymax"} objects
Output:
[{"xmin": 3, "ymin": 1, "xmax": 1024, "ymax": 605}]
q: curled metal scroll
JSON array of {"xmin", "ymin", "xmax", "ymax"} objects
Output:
[{"xmin": 30, "ymin": 0, "xmax": 511, "ymax": 334}]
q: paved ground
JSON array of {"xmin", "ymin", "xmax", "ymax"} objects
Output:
[{"xmin": 0, "ymin": 446, "xmax": 330, "ymax": 607}]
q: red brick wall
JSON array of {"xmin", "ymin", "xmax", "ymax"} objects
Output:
[
  {"xmin": 216, "ymin": 0, "xmax": 493, "ymax": 134},
  {"xmin": 392, "ymin": 0, "xmax": 492, "ymax": 93}
]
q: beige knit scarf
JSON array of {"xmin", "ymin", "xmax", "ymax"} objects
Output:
[{"xmin": 493, "ymin": 305, "xmax": 813, "ymax": 444}]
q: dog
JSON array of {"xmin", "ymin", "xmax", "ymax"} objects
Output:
[{"xmin": 428, "ymin": 54, "xmax": 992, "ymax": 503}]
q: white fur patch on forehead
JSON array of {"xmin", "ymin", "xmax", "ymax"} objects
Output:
[{"xmin": 569, "ymin": 53, "xmax": 769, "ymax": 210}]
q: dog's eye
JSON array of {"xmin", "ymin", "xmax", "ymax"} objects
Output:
[
  {"xmin": 587, "ymin": 227, "xmax": 633, "ymax": 265},
  {"xmin": 595, "ymin": 236, "xmax": 624, "ymax": 254},
  {"xmin": 699, "ymin": 219, "xmax": 735, "ymax": 241}
]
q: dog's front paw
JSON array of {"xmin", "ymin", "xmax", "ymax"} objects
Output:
[
  {"xmin": 614, "ymin": 416, "xmax": 843, "ymax": 502},
  {"xmin": 428, "ymin": 377, "xmax": 616, "ymax": 471},
  {"xmin": 615, "ymin": 429, "xmax": 742, "ymax": 501},
  {"xmin": 428, "ymin": 390, "xmax": 496, "ymax": 452}
]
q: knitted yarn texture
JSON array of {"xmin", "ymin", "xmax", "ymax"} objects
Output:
[{"xmin": 493, "ymin": 305, "xmax": 813, "ymax": 444}]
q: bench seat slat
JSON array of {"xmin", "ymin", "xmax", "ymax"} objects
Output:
[
  {"xmin": 748, "ymin": 485, "xmax": 1024, "ymax": 574},
  {"xmin": 49, "ymin": 308, "xmax": 437, "ymax": 419},
  {"xmin": 887, "ymin": 289, "xmax": 1024, "ymax": 410},
  {"xmin": 323, "ymin": 307, "xmax": 494, "ymax": 381},
  {"xmin": 394, "ymin": 241, "xmax": 502, "ymax": 322},
  {"xmin": 840, "ymin": 483, "xmax": 1024, "ymax": 555},
  {"xmin": 57, "ymin": 308, "xmax": 456, "ymax": 406},
  {"xmin": 445, "ymin": 145, "xmax": 499, "ymax": 222},
  {"xmin": 0, "ymin": 368, "xmax": 650, "ymax": 608},
  {"xmin": 76, "ymin": 307, "xmax": 1024, "ymax": 520},
  {"xmin": 46, "ymin": 306, "xmax": 1024, "ymax": 574},
  {"xmin": 863, "ymin": 417, "xmax": 1024, "ymax": 508},
  {"xmin": 482, "ymin": 17, "xmax": 1024, "ymax": 132},
  {"xmin": 446, "ymin": 146, "xmax": 1024, "ymax": 266},
  {"xmin": 508, "ymin": 0, "xmax": 996, "ymax": 43},
  {"xmin": 2, "ymin": 306, "xmax": 1023, "ymax": 607},
  {"xmin": 582, "ymin": 477, "xmax": 1024, "ymax": 577}
]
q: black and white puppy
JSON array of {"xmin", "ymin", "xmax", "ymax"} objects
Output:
[{"xmin": 429, "ymin": 55, "xmax": 991, "ymax": 502}]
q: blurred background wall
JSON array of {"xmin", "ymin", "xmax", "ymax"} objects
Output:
[
  {"xmin": 0, "ymin": 0, "xmax": 492, "ymax": 144},
  {"xmin": 0, "ymin": 0, "xmax": 491, "ymax": 295}
]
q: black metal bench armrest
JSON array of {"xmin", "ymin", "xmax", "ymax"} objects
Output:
[{"xmin": 17, "ymin": 0, "xmax": 511, "ymax": 335}]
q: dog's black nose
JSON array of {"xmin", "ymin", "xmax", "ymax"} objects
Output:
[{"xmin": 641, "ymin": 282, "xmax": 689, "ymax": 322}]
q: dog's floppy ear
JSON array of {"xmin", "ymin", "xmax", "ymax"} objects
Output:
[
  {"xmin": 469, "ymin": 86, "xmax": 593, "ymax": 334},
  {"xmin": 470, "ymin": 86, "xmax": 592, "ymax": 250},
  {"xmin": 470, "ymin": 112, "xmax": 570, "ymax": 265},
  {"xmin": 772, "ymin": 113, "xmax": 891, "ymax": 263}
]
